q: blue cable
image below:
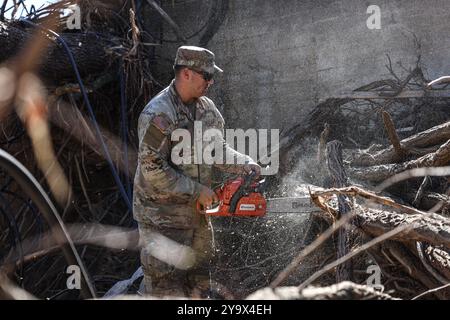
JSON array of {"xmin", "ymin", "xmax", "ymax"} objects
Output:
[
  {"xmin": 119, "ymin": 63, "xmax": 131, "ymax": 201},
  {"xmin": 20, "ymin": 19, "xmax": 133, "ymax": 212}
]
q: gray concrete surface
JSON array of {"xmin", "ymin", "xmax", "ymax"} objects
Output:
[{"xmin": 152, "ymin": 0, "xmax": 450, "ymax": 131}]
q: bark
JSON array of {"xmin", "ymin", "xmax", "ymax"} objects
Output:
[
  {"xmin": 310, "ymin": 187, "xmax": 450, "ymax": 298},
  {"xmin": 355, "ymin": 207, "xmax": 450, "ymax": 251},
  {"xmin": 351, "ymin": 120, "xmax": 450, "ymax": 167},
  {"xmin": 310, "ymin": 187, "xmax": 450, "ymax": 250},
  {"xmin": 404, "ymin": 190, "xmax": 450, "ymax": 211},
  {"xmin": 326, "ymin": 141, "xmax": 353, "ymax": 282},
  {"xmin": 387, "ymin": 241, "xmax": 449, "ymax": 299},
  {"xmin": 381, "ymin": 110, "xmax": 406, "ymax": 161},
  {"xmin": 423, "ymin": 245, "xmax": 450, "ymax": 280},
  {"xmin": 246, "ymin": 281, "xmax": 398, "ymax": 300},
  {"xmin": 0, "ymin": 21, "xmax": 117, "ymax": 82},
  {"xmin": 317, "ymin": 123, "xmax": 329, "ymax": 165},
  {"xmin": 47, "ymin": 97, "xmax": 138, "ymax": 177},
  {"xmin": 348, "ymin": 139, "xmax": 450, "ymax": 182}
]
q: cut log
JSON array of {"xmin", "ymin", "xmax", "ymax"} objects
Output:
[
  {"xmin": 310, "ymin": 187, "xmax": 450, "ymax": 250},
  {"xmin": 351, "ymin": 121, "xmax": 450, "ymax": 167},
  {"xmin": 348, "ymin": 139, "xmax": 450, "ymax": 183},
  {"xmin": 356, "ymin": 207, "xmax": 450, "ymax": 251}
]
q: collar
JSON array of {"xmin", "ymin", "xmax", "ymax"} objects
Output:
[{"xmin": 168, "ymin": 79, "xmax": 196, "ymax": 121}]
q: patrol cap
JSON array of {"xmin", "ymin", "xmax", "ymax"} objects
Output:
[{"xmin": 174, "ymin": 45, "xmax": 223, "ymax": 74}]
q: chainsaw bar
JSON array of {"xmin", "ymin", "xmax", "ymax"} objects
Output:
[{"xmin": 265, "ymin": 196, "xmax": 321, "ymax": 215}]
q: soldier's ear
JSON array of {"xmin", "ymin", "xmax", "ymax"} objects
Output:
[{"xmin": 182, "ymin": 68, "xmax": 192, "ymax": 81}]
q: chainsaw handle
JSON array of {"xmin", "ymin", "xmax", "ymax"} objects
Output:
[
  {"xmin": 197, "ymin": 199, "xmax": 221, "ymax": 214},
  {"xmin": 245, "ymin": 169, "xmax": 257, "ymax": 183}
]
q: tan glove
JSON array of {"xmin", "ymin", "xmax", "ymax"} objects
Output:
[{"xmin": 197, "ymin": 185, "xmax": 219, "ymax": 212}]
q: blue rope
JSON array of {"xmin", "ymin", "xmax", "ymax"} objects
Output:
[{"xmin": 19, "ymin": 19, "xmax": 133, "ymax": 212}]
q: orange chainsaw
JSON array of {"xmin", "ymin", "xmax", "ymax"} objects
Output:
[
  {"xmin": 198, "ymin": 170, "xmax": 267, "ymax": 217},
  {"xmin": 197, "ymin": 170, "xmax": 323, "ymax": 218}
]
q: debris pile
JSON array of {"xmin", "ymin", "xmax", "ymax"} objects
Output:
[{"xmin": 0, "ymin": 0, "xmax": 449, "ymax": 300}]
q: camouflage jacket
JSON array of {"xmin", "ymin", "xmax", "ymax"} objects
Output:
[{"xmin": 133, "ymin": 80, "xmax": 254, "ymax": 229}]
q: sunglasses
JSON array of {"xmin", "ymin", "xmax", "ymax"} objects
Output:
[{"xmin": 190, "ymin": 69, "xmax": 214, "ymax": 82}]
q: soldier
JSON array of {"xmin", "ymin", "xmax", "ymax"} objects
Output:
[{"xmin": 133, "ymin": 46, "xmax": 261, "ymax": 297}]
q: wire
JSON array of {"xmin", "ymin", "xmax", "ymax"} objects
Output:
[
  {"xmin": 0, "ymin": 147, "xmax": 97, "ymax": 298},
  {"xmin": 119, "ymin": 62, "xmax": 131, "ymax": 201}
]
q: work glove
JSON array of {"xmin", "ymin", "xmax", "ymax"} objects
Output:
[{"xmin": 197, "ymin": 185, "xmax": 219, "ymax": 212}]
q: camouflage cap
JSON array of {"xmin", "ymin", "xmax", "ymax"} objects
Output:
[{"xmin": 174, "ymin": 46, "xmax": 223, "ymax": 74}]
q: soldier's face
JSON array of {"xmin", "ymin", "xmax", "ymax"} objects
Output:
[{"xmin": 189, "ymin": 70, "xmax": 214, "ymax": 97}]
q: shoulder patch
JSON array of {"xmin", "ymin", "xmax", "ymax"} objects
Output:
[
  {"xmin": 141, "ymin": 113, "xmax": 173, "ymax": 153},
  {"xmin": 151, "ymin": 113, "xmax": 172, "ymax": 134}
]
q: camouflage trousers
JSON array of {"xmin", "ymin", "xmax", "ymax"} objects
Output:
[{"xmin": 137, "ymin": 216, "xmax": 213, "ymax": 298}]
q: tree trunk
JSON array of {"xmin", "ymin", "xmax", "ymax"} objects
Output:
[
  {"xmin": 351, "ymin": 120, "xmax": 450, "ymax": 167},
  {"xmin": 0, "ymin": 21, "xmax": 117, "ymax": 82},
  {"xmin": 349, "ymin": 139, "xmax": 450, "ymax": 182},
  {"xmin": 326, "ymin": 140, "xmax": 353, "ymax": 282}
]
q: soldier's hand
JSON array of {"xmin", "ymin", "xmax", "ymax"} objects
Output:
[
  {"xmin": 244, "ymin": 162, "xmax": 261, "ymax": 178},
  {"xmin": 197, "ymin": 185, "xmax": 219, "ymax": 211}
]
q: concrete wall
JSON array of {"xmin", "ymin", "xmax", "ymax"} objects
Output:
[{"xmin": 153, "ymin": 0, "xmax": 450, "ymax": 131}]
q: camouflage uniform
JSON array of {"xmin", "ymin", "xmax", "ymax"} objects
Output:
[{"xmin": 133, "ymin": 46, "xmax": 254, "ymax": 297}]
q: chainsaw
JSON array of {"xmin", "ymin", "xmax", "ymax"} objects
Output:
[{"xmin": 198, "ymin": 170, "xmax": 321, "ymax": 217}]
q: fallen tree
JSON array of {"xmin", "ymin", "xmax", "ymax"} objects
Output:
[{"xmin": 271, "ymin": 61, "xmax": 450, "ymax": 299}]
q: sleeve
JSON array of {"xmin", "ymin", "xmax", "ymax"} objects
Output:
[
  {"xmin": 209, "ymin": 108, "xmax": 257, "ymax": 174},
  {"xmin": 138, "ymin": 112, "xmax": 202, "ymax": 203}
]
